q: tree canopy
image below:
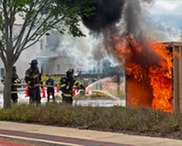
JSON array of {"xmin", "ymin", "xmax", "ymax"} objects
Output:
[{"xmin": 0, "ymin": 0, "xmax": 94, "ymax": 108}]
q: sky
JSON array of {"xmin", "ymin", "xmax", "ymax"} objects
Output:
[
  {"xmin": 148, "ymin": 0, "xmax": 182, "ymax": 41},
  {"xmin": 54, "ymin": 0, "xmax": 182, "ymax": 70},
  {"xmin": 150, "ymin": 0, "xmax": 182, "ymax": 16}
]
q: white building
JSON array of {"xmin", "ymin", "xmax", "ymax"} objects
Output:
[{"xmin": 0, "ymin": 31, "xmax": 103, "ymax": 80}]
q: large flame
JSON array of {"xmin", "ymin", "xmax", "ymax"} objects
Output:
[
  {"xmin": 115, "ymin": 35, "xmax": 175, "ymax": 112},
  {"xmin": 149, "ymin": 43, "xmax": 173, "ymax": 113}
]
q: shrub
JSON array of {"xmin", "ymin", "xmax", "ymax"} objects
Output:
[{"xmin": 0, "ymin": 103, "xmax": 182, "ymax": 138}]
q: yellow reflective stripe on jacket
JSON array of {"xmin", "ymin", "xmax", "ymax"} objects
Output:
[
  {"xmin": 67, "ymin": 69, "xmax": 73, "ymax": 72},
  {"xmin": 33, "ymin": 74, "xmax": 39, "ymax": 78},
  {"xmin": 25, "ymin": 74, "xmax": 29, "ymax": 77},
  {"xmin": 66, "ymin": 86, "xmax": 69, "ymax": 89},
  {"xmin": 11, "ymin": 91, "xmax": 17, "ymax": 94},
  {"xmin": 14, "ymin": 79, "xmax": 20, "ymax": 83},
  {"xmin": 61, "ymin": 84, "xmax": 66, "ymax": 87},
  {"xmin": 63, "ymin": 93, "xmax": 72, "ymax": 97},
  {"xmin": 74, "ymin": 81, "xmax": 81, "ymax": 86}
]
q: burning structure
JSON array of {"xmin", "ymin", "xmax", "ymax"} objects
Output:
[
  {"xmin": 105, "ymin": 32, "xmax": 180, "ymax": 113},
  {"xmin": 106, "ymin": 37, "xmax": 181, "ymax": 113},
  {"xmin": 82, "ymin": 0, "xmax": 182, "ymax": 112},
  {"xmin": 118, "ymin": 38, "xmax": 180, "ymax": 113},
  {"xmin": 125, "ymin": 41, "xmax": 182, "ymax": 113}
]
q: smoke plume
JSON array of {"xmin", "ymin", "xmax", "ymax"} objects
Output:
[
  {"xmin": 82, "ymin": 0, "xmax": 125, "ymax": 33},
  {"xmin": 82, "ymin": 0, "xmax": 182, "ymax": 67}
]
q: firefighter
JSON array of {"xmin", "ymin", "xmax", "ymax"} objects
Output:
[
  {"xmin": 25, "ymin": 59, "xmax": 42, "ymax": 105},
  {"xmin": 1, "ymin": 66, "xmax": 21, "ymax": 103},
  {"xmin": 60, "ymin": 69, "xmax": 85, "ymax": 104},
  {"xmin": 46, "ymin": 74, "xmax": 55, "ymax": 102}
]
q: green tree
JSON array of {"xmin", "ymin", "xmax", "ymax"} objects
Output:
[{"xmin": 0, "ymin": 0, "xmax": 94, "ymax": 109}]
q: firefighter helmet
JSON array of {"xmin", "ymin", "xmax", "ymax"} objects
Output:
[
  {"xmin": 12, "ymin": 66, "xmax": 16, "ymax": 72},
  {"xmin": 30, "ymin": 59, "xmax": 38, "ymax": 66},
  {"xmin": 66, "ymin": 69, "xmax": 74, "ymax": 78},
  {"xmin": 67, "ymin": 69, "xmax": 74, "ymax": 73}
]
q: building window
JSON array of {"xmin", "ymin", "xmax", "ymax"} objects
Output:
[
  {"xmin": 40, "ymin": 39, "xmax": 43, "ymax": 50},
  {"xmin": 1, "ymin": 68, "xmax": 5, "ymax": 77},
  {"xmin": 57, "ymin": 64, "xmax": 60, "ymax": 72},
  {"xmin": 93, "ymin": 66, "xmax": 96, "ymax": 73},
  {"xmin": 50, "ymin": 47, "xmax": 56, "ymax": 52}
]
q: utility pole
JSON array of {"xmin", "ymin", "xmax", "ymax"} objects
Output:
[
  {"xmin": 78, "ymin": 70, "xmax": 83, "ymax": 83},
  {"xmin": 117, "ymin": 72, "xmax": 120, "ymax": 98},
  {"xmin": 96, "ymin": 60, "xmax": 102, "ymax": 90}
]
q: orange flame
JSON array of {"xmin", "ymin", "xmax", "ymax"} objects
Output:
[
  {"xmin": 149, "ymin": 43, "xmax": 173, "ymax": 113},
  {"xmin": 115, "ymin": 36, "xmax": 175, "ymax": 112}
]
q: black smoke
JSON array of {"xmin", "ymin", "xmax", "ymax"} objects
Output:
[{"xmin": 82, "ymin": 0, "xmax": 125, "ymax": 33}]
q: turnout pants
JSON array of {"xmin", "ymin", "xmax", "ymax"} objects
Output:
[
  {"xmin": 62, "ymin": 94, "xmax": 73, "ymax": 104},
  {"xmin": 28, "ymin": 87, "xmax": 41, "ymax": 104},
  {"xmin": 11, "ymin": 93, "xmax": 18, "ymax": 103}
]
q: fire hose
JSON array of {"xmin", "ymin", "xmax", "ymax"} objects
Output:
[
  {"xmin": 13, "ymin": 83, "xmax": 84, "ymax": 98},
  {"xmin": 13, "ymin": 83, "xmax": 84, "ymax": 93},
  {"xmin": 13, "ymin": 84, "xmax": 83, "ymax": 89},
  {"xmin": 14, "ymin": 83, "xmax": 57, "ymax": 87}
]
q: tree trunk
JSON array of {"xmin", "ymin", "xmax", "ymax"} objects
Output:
[{"xmin": 3, "ymin": 65, "xmax": 13, "ymax": 109}]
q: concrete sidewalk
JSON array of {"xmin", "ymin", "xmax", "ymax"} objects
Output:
[{"xmin": 0, "ymin": 121, "xmax": 182, "ymax": 146}]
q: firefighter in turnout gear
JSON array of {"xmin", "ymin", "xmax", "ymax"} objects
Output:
[
  {"xmin": 1, "ymin": 66, "xmax": 21, "ymax": 103},
  {"xmin": 25, "ymin": 59, "xmax": 42, "ymax": 105},
  {"xmin": 60, "ymin": 69, "xmax": 85, "ymax": 104}
]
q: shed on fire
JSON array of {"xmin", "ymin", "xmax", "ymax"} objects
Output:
[{"xmin": 125, "ymin": 42, "xmax": 182, "ymax": 113}]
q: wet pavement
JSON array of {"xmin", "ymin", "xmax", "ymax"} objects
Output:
[{"xmin": 0, "ymin": 90, "xmax": 126, "ymax": 108}]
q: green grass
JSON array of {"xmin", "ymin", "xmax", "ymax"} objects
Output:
[{"xmin": 0, "ymin": 103, "xmax": 182, "ymax": 139}]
